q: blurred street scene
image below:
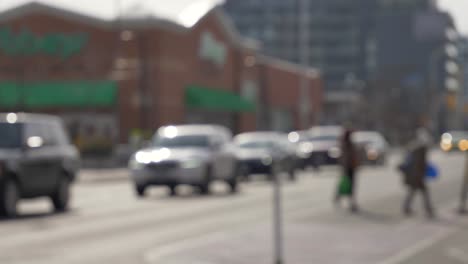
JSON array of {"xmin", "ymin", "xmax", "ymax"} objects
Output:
[
  {"xmin": 1, "ymin": 0, "xmax": 468, "ymax": 263},
  {"xmin": 0, "ymin": 151, "xmax": 466, "ymax": 264}
]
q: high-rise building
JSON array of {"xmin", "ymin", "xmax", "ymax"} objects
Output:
[
  {"xmin": 224, "ymin": 0, "xmax": 441, "ymax": 89},
  {"xmin": 373, "ymin": 1, "xmax": 456, "ymax": 136},
  {"xmin": 223, "ymin": 0, "xmax": 378, "ymax": 90},
  {"xmin": 224, "ymin": 0, "xmax": 457, "ymax": 138},
  {"xmin": 456, "ymin": 37, "xmax": 468, "ymax": 129}
]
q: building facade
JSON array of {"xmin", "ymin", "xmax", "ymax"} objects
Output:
[
  {"xmin": 372, "ymin": 2, "xmax": 456, "ymax": 139},
  {"xmin": 0, "ymin": 1, "xmax": 323, "ymax": 153},
  {"xmin": 224, "ymin": 0, "xmax": 378, "ymax": 90},
  {"xmin": 224, "ymin": 0, "xmax": 454, "ymax": 137}
]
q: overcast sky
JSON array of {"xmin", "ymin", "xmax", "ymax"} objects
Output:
[{"xmin": 438, "ymin": 0, "xmax": 468, "ymax": 34}]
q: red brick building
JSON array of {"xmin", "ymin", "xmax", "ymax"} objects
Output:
[{"xmin": 0, "ymin": 1, "xmax": 322, "ymax": 148}]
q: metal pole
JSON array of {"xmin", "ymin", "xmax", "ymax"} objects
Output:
[
  {"xmin": 299, "ymin": 0, "xmax": 311, "ymax": 129},
  {"xmin": 273, "ymin": 166, "xmax": 284, "ymax": 264}
]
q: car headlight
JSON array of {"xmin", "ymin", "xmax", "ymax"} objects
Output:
[
  {"xmin": 261, "ymin": 155, "xmax": 273, "ymax": 166},
  {"xmin": 181, "ymin": 159, "xmax": 204, "ymax": 169},
  {"xmin": 459, "ymin": 140, "xmax": 468, "ymax": 151},
  {"xmin": 328, "ymin": 147, "xmax": 341, "ymax": 159},
  {"xmin": 135, "ymin": 151, "xmax": 153, "ymax": 164},
  {"xmin": 297, "ymin": 142, "xmax": 314, "ymax": 158},
  {"xmin": 366, "ymin": 148, "xmax": 379, "ymax": 160},
  {"xmin": 440, "ymin": 141, "xmax": 452, "ymax": 152}
]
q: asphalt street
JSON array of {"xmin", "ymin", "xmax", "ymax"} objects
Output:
[{"xmin": 0, "ymin": 150, "xmax": 466, "ymax": 264}]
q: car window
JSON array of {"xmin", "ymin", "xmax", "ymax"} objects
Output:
[
  {"xmin": 0, "ymin": 123, "xmax": 22, "ymax": 149},
  {"xmin": 153, "ymin": 135, "xmax": 211, "ymax": 148},
  {"xmin": 310, "ymin": 135, "xmax": 339, "ymax": 142},
  {"xmin": 237, "ymin": 140, "xmax": 276, "ymax": 149}
]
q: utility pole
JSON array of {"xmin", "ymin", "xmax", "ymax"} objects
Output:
[{"xmin": 299, "ymin": 0, "xmax": 311, "ymax": 129}]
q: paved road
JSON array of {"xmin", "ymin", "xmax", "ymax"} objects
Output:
[{"xmin": 0, "ymin": 151, "xmax": 466, "ymax": 264}]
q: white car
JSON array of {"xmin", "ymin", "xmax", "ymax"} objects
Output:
[{"xmin": 129, "ymin": 125, "xmax": 239, "ymax": 197}]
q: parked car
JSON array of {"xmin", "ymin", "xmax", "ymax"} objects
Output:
[
  {"xmin": 440, "ymin": 131, "xmax": 468, "ymax": 152},
  {"xmin": 129, "ymin": 125, "xmax": 239, "ymax": 197},
  {"xmin": 0, "ymin": 113, "xmax": 80, "ymax": 218},
  {"xmin": 304, "ymin": 126, "xmax": 343, "ymax": 169},
  {"xmin": 352, "ymin": 131, "xmax": 389, "ymax": 165},
  {"xmin": 234, "ymin": 132, "xmax": 296, "ymax": 181},
  {"xmin": 288, "ymin": 130, "xmax": 314, "ymax": 169}
]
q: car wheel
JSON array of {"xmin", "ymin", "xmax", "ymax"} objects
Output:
[
  {"xmin": 199, "ymin": 166, "xmax": 212, "ymax": 195},
  {"xmin": 168, "ymin": 185, "xmax": 177, "ymax": 196},
  {"xmin": 289, "ymin": 169, "xmax": 297, "ymax": 181},
  {"xmin": 0, "ymin": 178, "xmax": 19, "ymax": 218},
  {"xmin": 135, "ymin": 185, "xmax": 147, "ymax": 197},
  {"xmin": 268, "ymin": 163, "xmax": 280, "ymax": 181},
  {"xmin": 239, "ymin": 164, "xmax": 250, "ymax": 182},
  {"xmin": 227, "ymin": 167, "xmax": 240, "ymax": 194},
  {"xmin": 227, "ymin": 178, "xmax": 238, "ymax": 194},
  {"xmin": 51, "ymin": 176, "xmax": 71, "ymax": 212}
]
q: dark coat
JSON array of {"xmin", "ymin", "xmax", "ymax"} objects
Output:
[
  {"xmin": 341, "ymin": 141, "xmax": 359, "ymax": 170},
  {"xmin": 404, "ymin": 145, "xmax": 427, "ymax": 189}
]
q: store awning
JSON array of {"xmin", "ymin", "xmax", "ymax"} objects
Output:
[
  {"xmin": 0, "ymin": 81, "xmax": 117, "ymax": 108},
  {"xmin": 185, "ymin": 85, "xmax": 255, "ymax": 112}
]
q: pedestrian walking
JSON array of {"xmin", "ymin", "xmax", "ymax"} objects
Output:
[
  {"xmin": 334, "ymin": 128, "xmax": 360, "ymax": 213},
  {"xmin": 400, "ymin": 128, "xmax": 435, "ymax": 219},
  {"xmin": 458, "ymin": 151, "xmax": 468, "ymax": 214}
]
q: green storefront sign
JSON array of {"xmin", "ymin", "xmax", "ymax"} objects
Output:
[
  {"xmin": 185, "ymin": 85, "xmax": 255, "ymax": 112},
  {"xmin": 0, "ymin": 27, "xmax": 88, "ymax": 58},
  {"xmin": 0, "ymin": 81, "xmax": 117, "ymax": 108}
]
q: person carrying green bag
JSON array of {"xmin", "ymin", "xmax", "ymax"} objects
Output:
[
  {"xmin": 338, "ymin": 174, "xmax": 353, "ymax": 196},
  {"xmin": 334, "ymin": 128, "xmax": 360, "ymax": 212}
]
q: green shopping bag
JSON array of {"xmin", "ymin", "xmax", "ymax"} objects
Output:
[{"xmin": 338, "ymin": 175, "xmax": 352, "ymax": 196}]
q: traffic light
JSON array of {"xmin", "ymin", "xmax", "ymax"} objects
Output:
[{"xmin": 446, "ymin": 93, "xmax": 457, "ymax": 110}]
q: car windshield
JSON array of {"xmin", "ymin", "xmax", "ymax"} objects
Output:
[
  {"xmin": 309, "ymin": 135, "xmax": 339, "ymax": 142},
  {"xmin": 297, "ymin": 133, "xmax": 312, "ymax": 143},
  {"xmin": 153, "ymin": 135, "xmax": 210, "ymax": 148},
  {"xmin": 238, "ymin": 140, "xmax": 276, "ymax": 149},
  {"xmin": 0, "ymin": 123, "xmax": 22, "ymax": 149}
]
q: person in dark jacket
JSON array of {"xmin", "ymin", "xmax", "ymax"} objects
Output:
[
  {"xmin": 335, "ymin": 128, "xmax": 359, "ymax": 212},
  {"xmin": 402, "ymin": 128, "xmax": 435, "ymax": 218}
]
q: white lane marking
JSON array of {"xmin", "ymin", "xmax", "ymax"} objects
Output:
[{"xmin": 447, "ymin": 248, "xmax": 468, "ymax": 263}]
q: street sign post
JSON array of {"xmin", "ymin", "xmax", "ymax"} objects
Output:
[{"xmin": 273, "ymin": 167, "xmax": 284, "ymax": 264}]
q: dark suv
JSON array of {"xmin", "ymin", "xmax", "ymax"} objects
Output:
[{"xmin": 0, "ymin": 113, "xmax": 80, "ymax": 218}]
